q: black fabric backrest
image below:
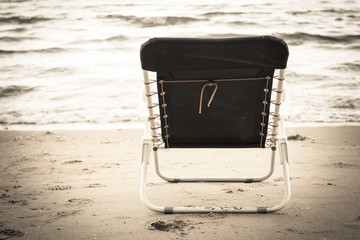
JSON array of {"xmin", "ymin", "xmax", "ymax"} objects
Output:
[
  {"xmin": 140, "ymin": 36, "xmax": 289, "ymax": 71},
  {"xmin": 140, "ymin": 36, "xmax": 289, "ymax": 148}
]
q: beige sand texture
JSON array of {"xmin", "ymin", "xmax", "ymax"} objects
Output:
[{"xmin": 0, "ymin": 126, "xmax": 359, "ymax": 240}]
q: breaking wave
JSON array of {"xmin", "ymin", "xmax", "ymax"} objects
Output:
[
  {"xmin": 0, "ymin": 47, "xmax": 68, "ymax": 55},
  {"xmin": 105, "ymin": 35, "xmax": 128, "ymax": 41},
  {"xmin": 202, "ymin": 32, "xmax": 360, "ymax": 46},
  {"xmin": 203, "ymin": 33, "xmax": 252, "ymax": 38},
  {"xmin": 201, "ymin": 11, "xmax": 244, "ymax": 17},
  {"xmin": 0, "ymin": 85, "xmax": 36, "ymax": 98},
  {"xmin": 0, "ymin": 27, "xmax": 27, "ymax": 33},
  {"xmin": 0, "ymin": 16, "xmax": 52, "ymax": 24},
  {"xmin": 287, "ymin": 8, "xmax": 358, "ymax": 15},
  {"xmin": 331, "ymin": 98, "xmax": 360, "ymax": 109},
  {"xmin": 320, "ymin": 8, "xmax": 358, "ymax": 14},
  {"xmin": 331, "ymin": 61, "xmax": 360, "ymax": 72},
  {"xmin": 0, "ymin": 36, "xmax": 37, "ymax": 42},
  {"xmin": 102, "ymin": 15, "xmax": 202, "ymax": 27},
  {"xmin": 276, "ymin": 32, "xmax": 360, "ymax": 45},
  {"xmin": 1, "ymin": 0, "xmax": 32, "ymax": 2}
]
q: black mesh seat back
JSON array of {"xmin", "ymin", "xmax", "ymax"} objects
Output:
[
  {"xmin": 140, "ymin": 36, "xmax": 289, "ymax": 148},
  {"xmin": 157, "ymin": 68, "xmax": 273, "ymax": 148}
]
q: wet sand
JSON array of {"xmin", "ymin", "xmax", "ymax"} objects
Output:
[{"xmin": 0, "ymin": 126, "xmax": 359, "ymax": 239}]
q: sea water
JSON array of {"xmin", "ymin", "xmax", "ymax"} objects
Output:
[{"xmin": 0, "ymin": 0, "xmax": 359, "ymax": 129}]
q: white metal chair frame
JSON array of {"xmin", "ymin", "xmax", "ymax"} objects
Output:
[{"xmin": 140, "ymin": 69, "xmax": 290, "ymax": 214}]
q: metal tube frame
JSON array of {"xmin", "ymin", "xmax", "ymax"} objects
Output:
[{"xmin": 140, "ymin": 69, "xmax": 290, "ymax": 213}]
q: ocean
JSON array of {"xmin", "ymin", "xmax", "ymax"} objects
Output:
[{"xmin": 0, "ymin": 0, "xmax": 359, "ymax": 129}]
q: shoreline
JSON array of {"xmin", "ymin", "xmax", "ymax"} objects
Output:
[
  {"xmin": 0, "ymin": 126, "xmax": 359, "ymax": 239},
  {"xmin": 1, "ymin": 121, "xmax": 360, "ymax": 131}
]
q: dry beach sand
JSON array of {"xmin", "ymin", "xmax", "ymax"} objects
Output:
[{"xmin": 0, "ymin": 126, "xmax": 359, "ymax": 240}]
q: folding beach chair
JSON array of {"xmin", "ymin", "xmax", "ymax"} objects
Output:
[{"xmin": 139, "ymin": 36, "xmax": 290, "ymax": 213}]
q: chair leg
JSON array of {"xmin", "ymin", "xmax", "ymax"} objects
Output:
[
  {"xmin": 266, "ymin": 138, "xmax": 291, "ymax": 212},
  {"xmin": 153, "ymin": 149, "xmax": 276, "ymax": 183},
  {"xmin": 267, "ymin": 117, "xmax": 291, "ymax": 212},
  {"xmin": 140, "ymin": 141, "xmax": 260, "ymax": 213},
  {"xmin": 140, "ymin": 138, "xmax": 164, "ymax": 213},
  {"xmin": 140, "ymin": 139, "xmax": 291, "ymax": 214}
]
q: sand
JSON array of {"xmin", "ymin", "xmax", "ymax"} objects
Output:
[{"xmin": 0, "ymin": 126, "xmax": 359, "ymax": 240}]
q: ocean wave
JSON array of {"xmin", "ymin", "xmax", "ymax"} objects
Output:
[
  {"xmin": 287, "ymin": 10, "xmax": 312, "ymax": 15},
  {"xmin": 85, "ymin": 3, "xmax": 137, "ymax": 8},
  {"xmin": 0, "ymin": 113, "xmax": 36, "ymax": 125},
  {"xmin": 40, "ymin": 67, "xmax": 73, "ymax": 75},
  {"xmin": 331, "ymin": 98, "xmax": 360, "ymax": 109},
  {"xmin": 228, "ymin": 20, "xmax": 258, "ymax": 26},
  {"xmin": 0, "ymin": 121, "xmax": 36, "ymax": 125},
  {"xmin": 0, "ymin": 64, "xmax": 24, "ymax": 73},
  {"xmin": 286, "ymin": 73, "xmax": 331, "ymax": 83},
  {"xmin": 0, "ymin": 85, "xmax": 36, "ymax": 98},
  {"xmin": 321, "ymin": 8, "xmax": 358, "ymax": 14},
  {"xmin": 2, "ymin": 12, "xmax": 14, "ymax": 16},
  {"xmin": 350, "ymin": 45, "xmax": 360, "ymax": 50},
  {"xmin": 71, "ymin": 35, "xmax": 128, "ymax": 44},
  {"xmin": 0, "ymin": 36, "xmax": 37, "ymax": 42},
  {"xmin": 287, "ymin": 9, "xmax": 358, "ymax": 15},
  {"xmin": 201, "ymin": 33, "xmax": 252, "ymax": 38},
  {"xmin": 0, "ymin": 110, "xmax": 140, "ymax": 125},
  {"xmin": 105, "ymin": 35, "xmax": 128, "ymax": 41},
  {"xmin": 1, "ymin": 0, "xmax": 32, "ymax": 2},
  {"xmin": 0, "ymin": 47, "xmax": 68, "ymax": 55},
  {"xmin": 0, "ymin": 16, "xmax": 52, "ymax": 24},
  {"xmin": 331, "ymin": 61, "xmax": 360, "ymax": 72},
  {"xmin": 0, "ymin": 27, "xmax": 27, "ymax": 32},
  {"xmin": 102, "ymin": 15, "xmax": 202, "ymax": 27},
  {"xmin": 202, "ymin": 11, "xmax": 268, "ymax": 18},
  {"xmin": 347, "ymin": 14, "xmax": 358, "ymax": 19},
  {"xmin": 276, "ymin": 32, "xmax": 360, "ymax": 45},
  {"xmin": 201, "ymin": 11, "xmax": 244, "ymax": 17}
]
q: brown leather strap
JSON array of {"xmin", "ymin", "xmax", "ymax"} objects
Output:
[{"xmin": 199, "ymin": 83, "xmax": 218, "ymax": 114}]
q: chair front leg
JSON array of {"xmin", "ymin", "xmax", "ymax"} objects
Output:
[
  {"xmin": 140, "ymin": 137, "xmax": 165, "ymax": 213},
  {"xmin": 267, "ymin": 117, "xmax": 291, "ymax": 212}
]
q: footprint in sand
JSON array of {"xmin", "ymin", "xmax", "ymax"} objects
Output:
[
  {"xmin": 332, "ymin": 162, "xmax": 357, "ymax": 168},
  {"xmin": 62, "ymin": 160, "xmax": 82, "ymax": 164},
  {"xmin": 286, "ymin": 228, "xmax": 304, "ymax": 234},
  {"xmin": 273, "ymin": 177, "xmax": 284, "ymax": 182},
  {"xmin": 84, "ymin": 183, "xmax": 106, "ymax": 188},
  {"xmin": 0, "ymin": 229, "xmax": 24, "ymax": 239},
  {"xmin": 56, "ymin": 210, "xmax": 82, "ymax": 218},
  {"xmin": 46, "ymin": 185, "xmax": 72, "ymax": 191},
  {"xmin": 149, "ymin": 220, "xmax": 188, "ymax": 232},
  {"xmin": 287, "ymin": 134, "xmax": 309, "ymax": 141},
  {"xmin": 8, "ymin": 199, "xmax": 28, "ymax": 206},
  {"xmin": 67, "ymin": 198, "xmax": 92, "ymax": 205},
  {"xmin": 18, "ymin": 167, "xmax": 38, "ymax": 173}
]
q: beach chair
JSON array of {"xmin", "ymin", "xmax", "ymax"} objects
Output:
[{"xmin": 139, "ymin": 36, "xmax": 290, "ymax": 213}]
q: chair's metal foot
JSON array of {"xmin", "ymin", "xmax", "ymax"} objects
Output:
[{"xmin": 139, "ymin": 141, "xmax": 291, "ymax": 214}]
